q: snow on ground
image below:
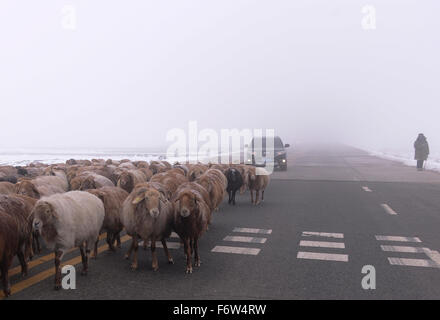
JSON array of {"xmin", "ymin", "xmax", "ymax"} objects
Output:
[{"xmin": 367, "ymin": 149, "xmax": 440, "ymax": 173}]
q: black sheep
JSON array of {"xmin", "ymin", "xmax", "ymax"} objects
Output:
[{"xmin": 225, "ymin": 168, "xmax": 243, "ymax": 205}]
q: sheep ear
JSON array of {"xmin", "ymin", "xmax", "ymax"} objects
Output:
[{"xmin": 132, "ymin": 194, "xmax": 145, "ymax": 205}]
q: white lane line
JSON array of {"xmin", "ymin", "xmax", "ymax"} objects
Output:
[
  {"xmin": 223, "ymin": 236, "xmax": 267, "ymax": 244},
  {"xmin": 299, "ymin": 240, "xmax": 345, "ymax": 249},
  {"xmin": 388, "ymin": 257, "xmax": 440, "ymax": 268},
  {"xmin": 139, "ymin": 241, "xmax": 180, "ymax": 249},
  {"xmin": 425, "ymin": 250, "xmax": 440, "ymax": 265},
  {"xmin": 233, "ymin": 228, "xmax": 272, "ymax": 235},
  {"xmin": 302, "ymin": 231, "xmax": 344, "ymax": 239},
  {"xmin": 381, "ymin": 245, "xmax": 431, "ymax": 253},
  {"xmin": 362, "ymin": 186, "xmax": 372, "ymax": 192},
  {"xmin": 375, "ymin": 235, "xmax": 421, "ymax": 243},
  {"xmin": 381, "ymin": 203, "xmax": 398, "ymax": 215},
  {"xmin": 211, "ymin": 246, "xmax": 261, "ymax": 255},
  {"xmin": 297, "ymin": 252, "xmax": 348, "ymax": 262}
]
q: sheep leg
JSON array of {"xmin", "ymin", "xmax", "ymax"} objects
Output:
[
  {"xmin": 228, "ymin": 190, "xmax": 232, "ymax": 204},
  {"xmin": 116, "ymin": 233, "xmax": 122, "ymax": 248},
  {"xmin": 131, "ymin": 236, "xmax": 139, "ymax": 270},
  {"xmin": 255, "ymin": 190, "xmax": 260, "ymax": 205},
  {"xmin": 250, "ymin": 190, "xmax": 254, "ymax": 204},
  {"xmin": 184, "ymin": 238, "xmax": 192, "ymax": 274},
  {"xmin": 143, "ymin": 239, "xmax": 148, "ymax": 250},
  {"xmin": 107, "ymin": 233, "xmax": 116, "ymax": 252},
  {"xmin": 262, "ymin": 190, "xmax": 265, "ymax": 201},
  {"xmin": 125, "ymin": 238, "xmax": 135, "ymax": 260},
  {"xmin": 194, "ymin": 237, "xmax": 201, "ymax": 267},
  {"xmin": 161, "ymin": 239, "xmax": 174, "ymax": 264},
  {"xmin": 54, "ymin": 249, "xmax": 63, "ymax": 290},
  {"xmin": 79, "ymin": 245, "xmax": 89, "ymax": 275},
  {"xmin": 17, "ymin": 248, "xmax": 28, "ymax": 277},
  {"xmin": 151, "ymin": 238, "xmax": 158, "ymax": 271},
  {"xmin": 1, "ymin": 260, "xmax": 11, "ymax": 297},
  {"xmin": 92, "ymin": 238, "xmax": 99, "ymax": 259},
  {"xmin": 232, "ymin": 189, "xmax": 237, "ymax": 205}
]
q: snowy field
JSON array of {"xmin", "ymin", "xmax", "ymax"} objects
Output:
[{"xmin": 0, "ymin": 148, "xmax": 167, "ymax": 166}]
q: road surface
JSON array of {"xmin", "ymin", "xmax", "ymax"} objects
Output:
[{"xmin": 5, "ymin": 145, "xmax": 440, "ymax": 300}]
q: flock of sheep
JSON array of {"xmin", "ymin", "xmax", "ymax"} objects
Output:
[{"xmin": 0, "ymin": 159, "xmax": 270, "ymax": 297}]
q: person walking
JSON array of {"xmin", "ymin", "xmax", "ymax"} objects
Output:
[{"xmin": 414, "ymin": 133, "xmax": 430, "ymax": 171}]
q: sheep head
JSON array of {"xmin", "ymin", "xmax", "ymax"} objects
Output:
[
  {"xmin": 132, "ymin": 187, "xmax": 163, "ymax": 219},
  {"xmin": 15, "ymin": 180, "xmax": 40, "ymax": 199},
  {"xmin": 174, "ymin": 191, "xmax": 198, "ymax": 218},
  {"xmin": 32, "ymin": 201, "xmax": 58, "ymax": 241},
  {"xmin": 80, "ymin": 176, "xmax": 96, "ymax": 190},
  {"xmin": 118, "ymin": 172, "xmax": 134, "ymax": 193}
]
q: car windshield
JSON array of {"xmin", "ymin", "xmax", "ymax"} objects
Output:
[{"xmin": 251, "ymin": 137, "xmax": 284, "ymax": 149}]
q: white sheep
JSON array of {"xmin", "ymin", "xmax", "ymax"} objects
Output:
[{"xmin": 31, "ymin": 191, "xmax": 105, "ymax": 290}]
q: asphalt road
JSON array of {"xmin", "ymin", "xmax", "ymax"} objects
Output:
[{"xmin": 5, "ymin": 145, "xmax": 440, "ymax": 300}]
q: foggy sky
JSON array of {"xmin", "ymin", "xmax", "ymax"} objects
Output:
[{"xmin": 1, "ymin": 1, "xmax": 439, "ymax": 153}]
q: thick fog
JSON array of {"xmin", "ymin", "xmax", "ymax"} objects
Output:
[{"xmin": 1, "ymin": 1, "xmax": 439, "ymax": 154}]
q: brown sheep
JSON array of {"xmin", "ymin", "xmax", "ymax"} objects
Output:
[
  {"xmin": 0, "ymin": 210, "xmax": 20, "ymax": 297},
  {"xmin": 87, "ymin": 187, "xmax": 129, "ymax": 254},
  {"xmin": 187, "ymin": 164, "xmax": 209, "ymax": 181},
  {"xmin": 117, "ymin": 169, "xmax": 149, "ymax": 193},
  {"xmin": 121, "ymin": 184, "xmax": 175, "ymax": 271},
  {"xmin": 71, "ymin": 172, "xmax": 114, "ymax": 191},
  {"xmin": 0, "ymin": 182, "xmax": 15, "ymax": 195},
  {"xmin": 0, "ymin": 194, "xmax": 36, "ymax": 262},
  {"xmin": 195, "ymin": 173, "xmax": 225, "ymax": 211},
  {"xmin": 247, "ymin": 167, "xmax": 270, "ymax": 205},
  {"xmin": 173, "ymin": 186, "xmax": 211, "ymax": 274},
  {"xmin": 15, "ymin": 175, "xmax": 68, "ymax": 199}
]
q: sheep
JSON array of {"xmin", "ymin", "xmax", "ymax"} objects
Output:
[
  {"xmin": 173, "ymin": 163, "xmax": 189, "ymax": 176},
  {"xmin": 121, "ymin": 184, "xmax": 175, "ymax": 271},
  {"xmin": 0, "ymin": 194, "xmax": 36, "ymax": 262},
  {"xmin": 70, "ymin": 172, "xmax": 114, "ymax": 191},
  {"xmin": 232, "ymin": 164, "xmax": 250, "ymax": 194},
  {"xmin": 187, "ymin": 164, "xmax": 208, "ymax": 181},
  {"xmin": 118, "ymin": 162, "xmax": 136, "ymax": 170},
  {"xmin": 0, "ymin": 210, "xmax": 20, "ymax": 297},
  {"xmin": 173, "ymin": 185, "xmax": 211, "ymax": 274},
  {"xmin": 117, "ymin": 169, "xmax": 150, "ymax": 193},
  {"xmin": 0, "ymin": 176, "xmax": 17, "ymax": 184},
  {"xmin": 247, "ymin": 167, "xmax": 270, "ymax": 205},
  {"xmin": 31, "ymin": 191, "xmax": 105, "ymax": 290},
  {"xmin": 225, "ymin": 167, "xmax": 244, "ymax": 205},
  {"xmin": 15, "ymin": 175, "xmax": 68, "ymax": 199},
  {"xmin": 133, "ymin": 161, "xmax": 150, "ymax": 169},
  {"xmin": 0, "ymin": 181, "xmax": 15, "ymax": 195},
  {"xmin": 87, "ymin": 187, "xmax": 128, "ymax": 254},
  {"xmin": 195, "ymin": 169, "xmax": 226, "ymax": 211},
  {"xmin": 149, "ymin": 161, "xmax": 168, "ymax": 174},
  {"xmin": 150, "ymin": 171, "xmax": 188, "ymax": 195}
]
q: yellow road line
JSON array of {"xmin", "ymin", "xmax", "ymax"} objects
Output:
[
  {"xmin": 1, "ymin": 234, "xmax": 131, "ymax": 299},
  {"xmin": 9, "ymin": 233, "xmax": 108, "ymax": 277}
]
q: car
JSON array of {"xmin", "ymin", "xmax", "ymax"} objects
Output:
[{"xmin": 245, "ymin": 136, "xmax": 290, "ymax": 171}]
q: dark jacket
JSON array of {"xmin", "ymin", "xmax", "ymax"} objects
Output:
[{"xmin": 414, "ymin": 136, "xmax": 429, "ymax": 161}]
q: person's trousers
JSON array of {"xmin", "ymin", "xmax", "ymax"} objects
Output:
[{"xmin": 417, "ymin": 160, "xmax": 424, "ymax": 169}]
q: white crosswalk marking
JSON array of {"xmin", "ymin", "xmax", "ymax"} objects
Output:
[
  {"xmin": 233, "ymin": 228, "xmax": 272, "ymax": 234},
  {"xmin": 223, "ymin": 236, "xmax": 267, "ymax": 244},
  {"xmin": 302, "ymin": 231, "xmax": 344, "ymax": 239},
  {"xmin": 300, "ymin": 240, "xmax": 345, "ymax": 249},
  {"xmin": 211, "ymin": 246, "xmax": 261, "ymax": 255},
  {"xmin": 380, "ymin": 245, "xmax": 430, "ymax": 253},
  {"xmin": 297, "ymin": 231, "xmax": 348, "ymax": 263},
  {"xmin": 388, "ymin": 257, "xmax": 440, "ymax": 268},
  {"xmin": 377, "ymin": 235, "xmax": 440, "ymax": 269},
  {"xmin": 375, "ymin": 235, "xmax": 421, "ymax": 243},
  {"xmin": 297, "ymin": 252, "xmax": 348, "ymax": 262},
  {"xmin": 212, "ymin": 227, "xmax": 272, "ymax": 256},
  {"xmin": 362, "ymin": 186, "xmax": 372, "ymax": 192}
]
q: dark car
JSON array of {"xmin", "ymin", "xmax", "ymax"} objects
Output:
[{"xmin": 245, "ymin": 136, "xmax": 290, "ymax": 170}]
